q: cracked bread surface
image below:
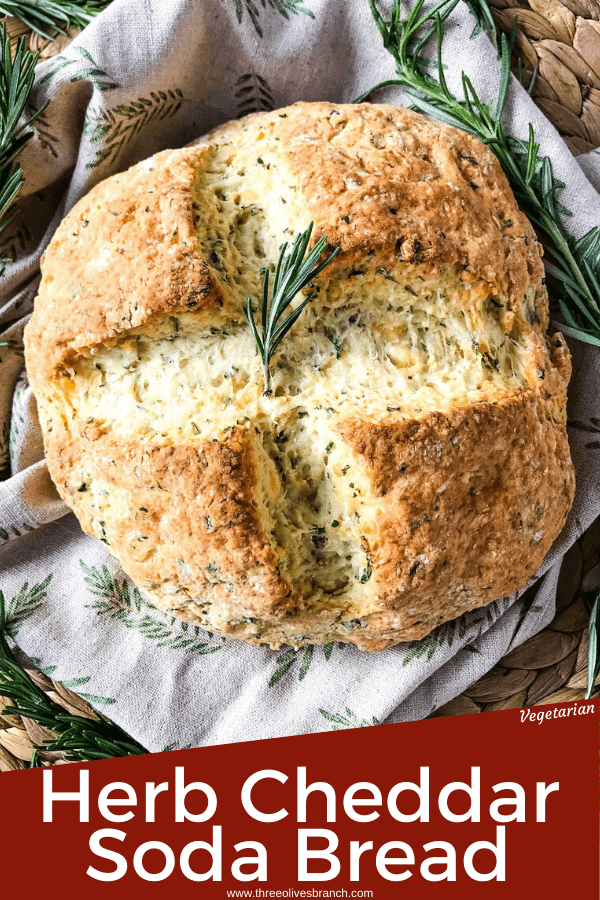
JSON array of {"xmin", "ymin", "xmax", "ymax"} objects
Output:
[{"xmin": 25, "ymin": 101, "xmax": 575, "ymax": 651}]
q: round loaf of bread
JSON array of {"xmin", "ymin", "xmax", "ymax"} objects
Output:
[{"xmin": 25, "ymin": 101, "xmax": 575, "ymax": 651}]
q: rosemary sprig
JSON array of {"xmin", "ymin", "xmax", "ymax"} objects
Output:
[
  {"xmin": 0, "ymin": 0, "xmax": 112, "ymax": 40},
  {"xmin": 0, "ymin": 23, "xmax": 44, "ymax": 269},
  {"xmin": 245, "ymin": 222, "xmax": 339, "ymax": 393},
  {"xmin": 361, "ymin": 0, "xmax": 600, "ymax": 349},
  {"xmin": 0, "ymin": 591, "xmax": 147, "ymax": 761},
  {"xmin": 585, "ymin": 589, "xmax": 600, "ymax": 700}
]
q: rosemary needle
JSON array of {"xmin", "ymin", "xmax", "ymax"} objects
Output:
[{"xmin": 245, "ymin": 222, "xmax": 339, "ymax": 394}]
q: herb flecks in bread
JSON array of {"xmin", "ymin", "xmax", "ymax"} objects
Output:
[{"xmin": 24, "ymin": 102, "xmax": 575, "ymax": 651}]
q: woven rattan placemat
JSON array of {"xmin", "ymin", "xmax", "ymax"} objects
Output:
[{"xmin": 0, "ymin": 3, "xmax": 599, "ymax": 769}]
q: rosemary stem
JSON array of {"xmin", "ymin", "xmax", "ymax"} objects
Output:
[
  {"xmin": 245, "ymin": 223, "xmax": 339, "ymax": 392},
  {"xmin": 353, "ymin": 78, "xmax": 405, "ymax": 103}
]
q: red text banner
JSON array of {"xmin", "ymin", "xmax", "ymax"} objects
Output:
[{"xmin": 1, "ymin": 700, "xmax": 598, "ymax": 898}]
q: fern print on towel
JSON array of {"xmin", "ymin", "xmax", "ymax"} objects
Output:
[
  {"xmin": 3, "ymin": 575, "xmax": 52, "ymax": 639},
  {"xmin": 269, "ymin": 641, "xmax": 338, "ymax": 687},
  {"xmin": 0, "ymin": 216, "xmax": 33, "ymax": 265},
  {"xmin": 84, "ymin": 89, "xmax": 186, "ymax": 169},
  {"xmin": 28, "ymin": 106, "xmax": 60, "ymax": 159},
  {"xmin": 81, "ymin": 561, "xmax": 222, "ymax": 654},
  {"xmin": 235, "ymin": 72, "xmax": 274, "ymax": 116},
  {"xmin": 38, "ymin": 47, "xmax": 185, "ymax": 171},
  {"xmin": 28, "ymin": 657, "xmax": 116, "ymax": 707},
  {"xmin": 0, "ymin": 521, "xmax": 36, "ymax": 545},
  {"xmin": 401, "ymin": 616, "xmax": 471, "ymax": 667},
  {"xmin": 39, "ymin": 46, "xmax": 118, "ymax": 91},
  {"xmin": 232, "ymin": 0, "xmax": 315, "ymax": 38},
  {"xmin": 319, "ymin": 707, "xmax": 380, "ymax": 730}
]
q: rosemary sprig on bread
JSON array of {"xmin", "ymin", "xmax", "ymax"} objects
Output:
[
  {"xmin": 363, "ymin": 0, "xmax": 600, "ymax": 349},
  {"xmin": 244, "ymin": 222, "xmax": 339, "ymax": 393}
]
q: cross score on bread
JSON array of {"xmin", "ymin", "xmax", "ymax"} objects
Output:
[{"xmin": 24, "ymin": 102, "xmax": 575, "ymax": 651}]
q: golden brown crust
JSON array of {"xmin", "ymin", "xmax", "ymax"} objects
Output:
[
  {"xmin": 338, "ymin": 393, "xmax": 575, "ymax": 640},
  {"xmin": 48, "ymin": 427, "xmax": 294, "ymax": 617},
  {"xmin": 220, "ymin": 101, "xmax": 543, "ymax": 306},
  {"xmin": 25, "ymin": 146, "xmax": 222, "ymax": 390},
  {"xmin": 27, "ymin": 102, "xmax": 543, "ymax": 389}
]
